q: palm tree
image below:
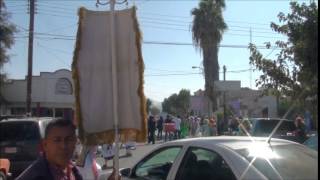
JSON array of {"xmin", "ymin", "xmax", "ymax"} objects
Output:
[{"xmin": 191, "ymin": 0, "xmax": 227, "ymax": 112}]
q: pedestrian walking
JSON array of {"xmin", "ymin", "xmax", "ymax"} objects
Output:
[
  {"xmin": 294, "ymin": 115, "xmax": 307, "ymax": 143},
  {"xmin": 157, "ymin": 116, "xmax": 164, "ymax": 140},
  {"xmin": 173, "ymin": 115, "xmax": 182, "ymax": 139},
  {"xmin": 200, "ymin": 119, "xmax": 210, "ymax": 137},
  {"xmin": 148, "ymin": 115, "xmax": 156, "ymax": 144},
  {"xmin": 190, "ymin": 117, "xmax": 200, "ymax": 137},
  {"xmin": 209, "ymin": 117, "xmax": 217, "ymax": 136},
  {"xmin": 101, "ymin": 143, "xmax": 115, "ymax": 169},
  {"xmin": 164, "ymin": 115, "xmax": 174, "ymax": 141}
]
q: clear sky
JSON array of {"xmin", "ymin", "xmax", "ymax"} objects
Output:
[{"xmin": 3, "ymin": 0, "xmax": 310, "ymax": 102}]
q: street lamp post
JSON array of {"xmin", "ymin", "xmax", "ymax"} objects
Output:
[
  {"xmin": 223, "ymin": 65, "xmax": 226, "ymax": 134},
  {"xmin": 192, "ymin": 66, "xmax": 212, "ymax": 117}
]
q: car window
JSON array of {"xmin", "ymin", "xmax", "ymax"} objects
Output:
[
  {"xmin": 133, "ymin": 146, "xmax": 182, "ymax": 180},
  {"xmin": 175, "ymin": 147, "xmax": 236, "ymax": 180},
  {"xmin": 236, "ymin": 144, "xmax": 318, "ymax": 180},
  {"xmin": 0, "ymin": 122, "xmax": 41, "ymax": 142}
]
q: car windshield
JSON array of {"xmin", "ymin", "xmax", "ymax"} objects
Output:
[
  {"xmin": 236, "ymin": 144, "xmax": 318, "ymax": 180},
  {"xmin": 251, "ymin": 120, "xmax": 296, "ymax": 136},
  {"xmin": 0, "ymin": 122, "xmax": 40, "ymax": 142}
]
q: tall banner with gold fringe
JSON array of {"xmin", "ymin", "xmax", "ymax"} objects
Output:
[{"xmin": 72, "ymin": 7, "xmax": 147, "ymax": 146}]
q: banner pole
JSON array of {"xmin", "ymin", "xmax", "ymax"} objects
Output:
[{"xmin": 110, "ymin": 0, "xmax": 120, "ymax": 179}]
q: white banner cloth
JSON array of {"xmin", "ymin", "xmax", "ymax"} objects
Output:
[{"xmin": 72, "ymin": 7, "xmax": 146, "ymax": 145}]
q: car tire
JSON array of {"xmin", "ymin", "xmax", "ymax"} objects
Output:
[{"xmin": 0, "ymin": 171, "xmax": 6, "ymax": 180}]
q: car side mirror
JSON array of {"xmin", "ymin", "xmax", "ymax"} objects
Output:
[{"xmin": 120, "ymin": 168, "xmax": 131, "ymax": 177}]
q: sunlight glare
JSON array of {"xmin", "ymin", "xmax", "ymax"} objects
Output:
[{"xmin": 247, "ymin": 142, "xmax": 280, "ymax": 159}]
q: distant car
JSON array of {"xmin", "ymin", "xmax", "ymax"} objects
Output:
[
  {"xmin": 0, "ymin": 117, "xmax": 57, "ymax": 178},
  {"xmin": 248, "ymin": 118, "xmax": 302, "ymax": 142},
  {"xmin": 303, "ymin": 134, "xmax": 318, "ymax": 151},
  {"xmin": 118, "ymin": 136, "xmax": 318, "ymax": 180}
]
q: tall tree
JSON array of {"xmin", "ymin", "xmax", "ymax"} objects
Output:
[
  {"xmin": 162, "ymin": 89, "xmax": 191, "ymax": 116},
  {"xmin": 191, "ymin": 0, "xmax": 227, "ymax": 112},
  {"xmin": 249, "ymin": 2, "xmax": 318, "ymax": 114},
  {"xmin": 0, "ymin": 1, "xmax": 17, "ymax": 83}
]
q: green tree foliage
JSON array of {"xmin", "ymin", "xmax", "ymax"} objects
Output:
[
  {"xmin": 191, "ymin": 0, "xmax": 227, "ymax": 112},
  {"xmin": 0, "ymin": 1, "xmax": 17, "ymax": 82},
  {"xmin": 162, "ymin": 89, "xmax": 191, "ymax": 116},
  {"xmin": 249, "ymin": 2, "xmax": 318, "ymax": 103}
]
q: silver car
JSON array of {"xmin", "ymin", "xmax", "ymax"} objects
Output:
[{"xmin": 119, "ymin": 136, "xmax": 318, "ymax": 180}]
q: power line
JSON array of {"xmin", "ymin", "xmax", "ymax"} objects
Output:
[
  {"xmin": 36, "ymin": 1, "xmax": 79, "ymax": 8},
  {"xmin": 34, "ymin": 32, "xmax": 75, "ymax": 38},
  {"xmin": 141, "ymin": 11, "xmax": 273, "ymax": 27},
  {"xmin": 139, "ymin": 16, "xmax": 283, "ymax": 35},
  {"xmin": 37, "ymin": 4, "xmax": 76, "ymax": 11},
  {"xmin": 37, "ymin": 6, "xmax": 77, "ymax": 14},
  {"xmin": 142, "ymin": 24, "xmax": 190, "ymax": 32},
  {"xmin": 18, "ymin": 34, "xmax": 284, "ymax": 50},
  {"xmin": 142, "ymin": 24, "xmax": 284, "ymax": 39},
  {"xmin": 143, "ymin": 41, "xmax": 283, "ymax": 49},
  {"xmin": 145, "ymin": 72, "xmax": 200, "ymax": 76},
  {"xmin": 41, "ymin": 23, "xmax": 78, "ymax": 34},
  {"xmin": 37, "ymin": 11, "xmax": 76, "ymax": 18},
  {"xmin": 36, "ymin": 41, "xmax": 71, "ymax": 68}
]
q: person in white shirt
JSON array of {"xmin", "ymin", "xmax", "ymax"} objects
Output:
[
  {"xmin": 173, "ymin": 115, "xmax": 182, "ymax": 139},
  {"xmin": 101, "ymin": 143, "xmax": 115, "ymax": 169}
]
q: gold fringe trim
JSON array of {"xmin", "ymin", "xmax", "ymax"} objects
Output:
[
  {"xmin": 132, "ymin": 6, "xmax": 148, "ymax": 143},
  {"xmin": 72, "ymin": 7, "xmax": 87, "ymax": 145},
  {"xmin": 72, "ymin": 7, "xmax": 147, "ymax": 146}
]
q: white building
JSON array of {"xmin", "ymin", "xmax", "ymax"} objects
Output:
[
  {"xmin": 190, "ymin": 81, "xmax": 278, "ymax": 118},
  {"xmin": 0, "ymin": 69, "xmax": 75, "ymax": 119}
]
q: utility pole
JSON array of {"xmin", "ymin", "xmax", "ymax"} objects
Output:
[
  {"xmin": 0, "ymin": 0, "xmax": 2, "ymax": 60},
  {"xmin": 26, "ymin": 0, "xmax": 35, "ymax": 116},
  {"xmin": 223, "ymin": 65, "xmax": 226, "ymax": 134},
  {"xmin": 0, "ymin": 1, "xmax": 2, "ymax": 79}
]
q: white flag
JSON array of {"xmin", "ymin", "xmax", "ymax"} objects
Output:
[{"xmin": 72, "ymin": 7, "xmax": 147, "ymax": 145}]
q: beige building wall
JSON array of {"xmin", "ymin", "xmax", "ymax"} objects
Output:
[{"xmin": 0, "ymin": 69, "xmax": 75, "ymax": 117}]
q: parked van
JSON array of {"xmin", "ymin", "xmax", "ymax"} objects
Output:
[{"xmin": 0, "ymin": 117, "xmax": 57, "ymax": 178}]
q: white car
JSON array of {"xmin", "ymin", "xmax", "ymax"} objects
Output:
[{"xmin": 119, "ymin": 136, "xmax": 318, "ymax": 180}]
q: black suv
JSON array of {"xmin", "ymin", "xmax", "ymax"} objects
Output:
[
  {"xmin": 249, "ymin": 118, "xmax": 300, "ymax": 143},
  {"xmin": 0, "ymin": 117, "xmax": 57, "ymax": 178}
]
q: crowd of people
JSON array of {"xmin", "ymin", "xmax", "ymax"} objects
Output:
[
  {"xmin": 147, "ymin": 114, "xmax": 221, "ymax": 142},
  {"xmin": 147, "ymin": 113, "xmax": 311, "ymax": 142}
]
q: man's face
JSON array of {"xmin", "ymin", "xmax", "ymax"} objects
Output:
[{"xmin": 42, "ymin": 126, "xmax": 76, "ymax": 167}]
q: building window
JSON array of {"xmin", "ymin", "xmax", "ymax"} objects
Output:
[{"xmin": 55, "ymin": 78, "xmax": 73, "ymax": 95}]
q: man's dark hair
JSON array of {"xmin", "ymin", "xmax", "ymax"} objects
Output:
[{"xmin": 45, "ymin": 118, "xmax": 76, "ymax": 138}]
